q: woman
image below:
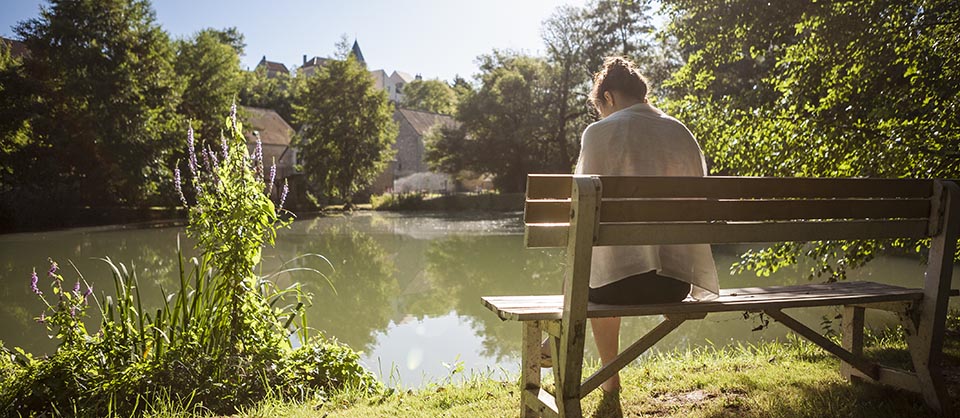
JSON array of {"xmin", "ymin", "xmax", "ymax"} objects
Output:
[{"xmin": 552, "ymin": 57, "xmax": 720, "ymax": 399}]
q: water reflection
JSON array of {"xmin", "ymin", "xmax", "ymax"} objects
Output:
[{"xmin": 1, "ymin": 212, "xmax": 957, "ymax": 387}]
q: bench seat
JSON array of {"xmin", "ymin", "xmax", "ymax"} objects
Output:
[{"xmin": 483, "ymin": 281, "xmax": 926, "ymax": 321}]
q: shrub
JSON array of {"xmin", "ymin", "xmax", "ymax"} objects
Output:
[{"xmin": 2, "ymin": 107, "xmax": 379, "ymax": 417}]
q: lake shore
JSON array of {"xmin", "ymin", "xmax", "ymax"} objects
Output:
[{"xmin": 158, "ymin": 319, "xmax": 960, "ymax": 418}]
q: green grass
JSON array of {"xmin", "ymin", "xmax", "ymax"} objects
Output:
[{"xmin": 145, "ymin": 326, "xmax": 960, "ymax": 418}]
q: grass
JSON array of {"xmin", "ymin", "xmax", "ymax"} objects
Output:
[{"xmin": 148, "ymin": 325, "xmax": 960, "ymax": 418}]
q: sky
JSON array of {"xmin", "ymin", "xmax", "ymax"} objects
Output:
[{"xmin": 1, "ymin": 0, "xmax": 596, "ymax": 82}]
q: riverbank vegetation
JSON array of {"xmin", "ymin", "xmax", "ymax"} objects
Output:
[
  {"xmin": 134, "ymin": 315, "xmax": 960, "ymax": 417},
  {"xmin": 0, "ymin": 111, "xmax": 377, "ymax": 417}
]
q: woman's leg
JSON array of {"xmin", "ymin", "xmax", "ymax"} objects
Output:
[
  {"xmin": 587, "ymin": 272, "xmax": 691, "ymax": 392},
  {"xmin": 590, "ymin": 316, "xmax": 622, "ymax": 392}
]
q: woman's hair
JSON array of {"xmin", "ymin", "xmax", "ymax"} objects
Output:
[{"xmin": 589, "ymin": 57, "xmax": 648, "ymax": 109}]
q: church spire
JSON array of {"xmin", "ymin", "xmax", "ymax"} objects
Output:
[{"xmin": 351, "ymin": 39, "xmax": 365, "ymax": 63}]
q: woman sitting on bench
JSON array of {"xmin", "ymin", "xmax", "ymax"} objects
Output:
[{"xmin": 549, "ymin": 57, "xmax": 721, "ymax": 400}]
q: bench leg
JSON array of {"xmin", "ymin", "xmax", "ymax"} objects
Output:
[
  {"xmin": 521, "ymin": 321, "xmax": 543, "ymax": 418},
  {"xmin": 841, "ymin": 306, "xmax": 865, "ymax": 383},
  {"xmin": 552, "ymin": 318, "xmax": 586, "ymax": 418},
  {"xmin": 901, "ymin": 311, "xmax": 950, "ymax": 414}
]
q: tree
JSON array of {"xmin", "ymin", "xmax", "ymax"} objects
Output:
[
  {"xmin": 293, "ymin": 54, "xmax": 397, "ymax": 206},
  {"xmin": 660, "ymin": 0, "xmax": 960, "ymax": 278},
  {"xmin": 4, "ymin": 0, "xmax": 180, "ymax": 211},
  {"xmin": 400, "ymin": 79, "xmax": 458, "ymax": 115},
  {"xmin": 441, "ymin": 51, "xmax": 554, "ymax": 192},
  {"xmin": 238, "ymin": 66, "xmax": 296, "ymax": 128},
  {"xmin": 175, "ymin": 28, "xmax": 244, "ymax": 149}
]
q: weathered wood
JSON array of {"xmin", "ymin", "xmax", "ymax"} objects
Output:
[
  {"xmin": 525, "ymin": 198, "xmax": 930, "ymax": 224},
  {"xmin": 527, "ymin": 219, "xmax": 929, "ymax": 248},
  {"xmin": 481, "ymin": 281, "xmax": 925, "ymax": 322},
  {"xmin": 841, "ymin": 306, "xmax": 865, "ymax": 382},
  {"xmin": 908, "ymin": 180, "xmax": 960, "ymax": 414},
  {"xmin": 580, "ymin": 318, "xmax": 685, "ymax": 397},
  {"xmin": 526, "ymin": 175, "xmax": 934, "ymax": 200},
  {"xmin": 522, "ymin": 321, "xmax": 543, "ymax": 418},
  {"xmin": 849, "ymin": 366, "xmax": 923, "ymax": 393},
  {"xmin": 765, "ymin": 309, "xmax": 880, "ymax": 380},
  {"xmin": 488, "ymin": 175, "xmax": 955, "ymax": 417},
  {"xmin": 522, "ymin": 388, "xmax": 560, "ymax": 418},
  {"xmin": 555, "ymin": 176, "xmax": 601, "ymax": 417}
]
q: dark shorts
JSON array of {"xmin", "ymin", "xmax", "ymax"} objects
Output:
[{"xmin": 588, "ymin": 270, "xmax": 691, "ymax": 305}]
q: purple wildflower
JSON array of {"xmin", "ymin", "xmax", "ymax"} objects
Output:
[
  {"xmin": 221, "ymin": 135, "xmax": 229, "ymax": 160},
  {"xmin": 187, "ymin": 125, "xmax": 198, "ymax": 176},
  {"xmin": 73, "ymin": 280, "xmax": 80, "ymax": 294},
  {"xmin": 30, "ymin": 270, "xmax": 42, "ymax": 296},
  {"xmin": 84, "ymin": 285, "xmax": 93, "ymax": 303},
  {"xmin": 69, "ymin": 306, "xmax": 76, "ymax": 317},
  {"xmin": 254, "ymin": 133, "xmax": 264, "ymax": 179},
  {"xmin": 230, "ymin": 102, "xmax": 238, "ymax": 131},
  {"xmin": 37, "ymin": 312, "xmax": 45, "ymax": 324},
  {"xmin": 202, "ymin": 146, "xmax": 212, "ymax": 172},
  {"xmin": 174, "ymin": 167, "xmax": 188, "ymax": 207},
  {"xmin": 267, "ymin": 160, "xmax": 277, "ymax": 196},
  {"xmin": 48, "ymin": 260, "xmax": 58, "ymax": 277},
  {"xmin": 279, "ymin": 179, "xmax": 289, "ymax": 209},
  {"xmin": 209, "ymin": 148, "xmax": 220, "ymax": 170}
]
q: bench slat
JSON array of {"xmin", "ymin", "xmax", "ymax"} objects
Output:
[
  {"xmin": 525, "ymin": 198, "xmax": 931, "ymax": 224},
  {"xmin": 525, "ymin": 219, "xmax": 929, "ymax": 248},
  {"xmin": 481, "ymin": 281, "xmax": 923, "ymax": 321},
  {"xmin": 526, "ymin": 175, "xmax": 934, "ymax": 200}
]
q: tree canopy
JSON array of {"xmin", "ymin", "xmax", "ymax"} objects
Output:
[
  {"xmin": 399, "ymin": 79, "xmax": 458, "ymax": 115},
  {"xmin": 660, "ymin": 0, "xmax": 960, "ymax": 277},
  {"xmin": 293, "ymin": 55, "xmax": 397, "ymax": 205},
  {"xmin": 2, "ymin": 0, "xmax": 181, "ymax": 210}
]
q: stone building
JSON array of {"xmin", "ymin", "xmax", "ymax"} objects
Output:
[
  {"xmin": 255, "ymin": 56, "xmax": 289, "ymax": 78},
  {"xmin": 241, "ymin": 106, "xmax": 297, "ymax": 199},
  {"xmin": 368, "ymin": 108, "xmax": 458, "ymax": 194}
]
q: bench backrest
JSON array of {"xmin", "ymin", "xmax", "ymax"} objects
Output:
[{"xmin": 524, "ymin": 175, "xmax": 948, "ymax": 248}]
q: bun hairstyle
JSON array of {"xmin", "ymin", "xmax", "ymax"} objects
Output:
[{"xmin": 589, "ymin": 56, "xmax": 648, "ymax": 109}]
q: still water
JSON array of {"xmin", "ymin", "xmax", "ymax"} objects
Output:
[{"xmin": 1, "ymin": 212, "xmax": 958, "ymax": 387}]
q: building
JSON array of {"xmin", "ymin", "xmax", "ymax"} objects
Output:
[
  {"xmin": 0, "ymin": 37, "xmax": 30, "ymax": 60},
  {"xmin": 368, "ymin": 108, "xmax": 458, "ymax": 194},
  {"xmin": 241, "ymin": 106, "xmax": 298, "ymax": 198},
  {"xmin": 255, "ymin": 56, "xmax": 289, "ymax": 78},
  {"xmin": 370, "ymin": 70, "xmax": 420, "ymax": 104}
]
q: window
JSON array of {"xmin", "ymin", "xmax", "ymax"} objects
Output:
[{"xmin": 396, "ymin": 82, "xmax": 403, "ymax": 94}]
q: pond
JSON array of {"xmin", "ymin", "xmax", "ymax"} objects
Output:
[{"xmin": 1, "ymin": 212, "xmax": 958, "ymax": 388}]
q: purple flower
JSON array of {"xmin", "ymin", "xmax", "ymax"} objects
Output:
[
  {"xmin": 230, "ymin": 102, "xmax": 238, "ymax": 131},
  {"xmin": 267, "ymin": 161, "xmax": 277, "ymax": 196},
  {"xmin": 174, "ymin": 167, "xmax": 188, "ymax": 207},
  {"xmin": 73, "ymin": 281, "xmax": 81, "ymax": 294},
  {"xmin": 201, "ymin": 147, "xmax": 212, "ymax": 172},
  {"xmin": 187, "ymin": 125, "xmax": 198, "ymax": 176},
  {"xmin": 279, "ymin": 179, "xmax": 289, "ymax": 209},
  {"xmin": 36, "ymin": 312, "xmax": 45, "ymax": 324},
  {"xmin": 221, "ymin": 136, "xmax": 229, "ymax": 160},
  {"xmin": 69, "ymin": 306, "xmax": 76, "ymax": 317},
  {"xmin": 254, "ymin": 134, "xmax": 264, "ymax": 179},
  {"xmin": 48, "ymin": 260, "xmax": 58, "ymax": 277},
  {"xmin": 84, "ymin": 285, "xmax": 93, "ymax": 303},
  {"xmin": 30, "ymin": 270, "xmax": 42, "ymax": 296},
  {"xmin": 209, "ymin": 148, "xmax": 220, "ymax": 170}
]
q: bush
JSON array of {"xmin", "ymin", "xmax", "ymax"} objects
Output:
[
  {"xmin": 370, "ymin": 192, "xmax": 425, "ymax": 210},
  {"xmin": 1, "ymin": 107, "xmax": 379, "ymax": 417}
]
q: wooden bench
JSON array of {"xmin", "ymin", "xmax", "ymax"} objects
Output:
[{"xmin": 481, "ymin": 175, "xmax": 960, "ymax": 417}]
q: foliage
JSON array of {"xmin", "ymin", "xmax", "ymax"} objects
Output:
[
  {"xmin": 369, "ymin": 192, "xmax": 425, "ymax": 210},
  {"xmin": 660, "ymin": 0, "xmax": 960, "ymax": 279},
  {"xmin": 174, "ymin": 28, "xmax": 245, "ymax": 150},
  {"xmin": 1, "ymin": 0, "xmax": 181, "ymax": 210},
  {"xmin": 239, "ymin": 66, "xmax": 298, "ymax": 129},
  {"xmin": 429, "ymin": 1, "xmax": 674, "ymax": 191},
  {"xmin": 1, "ymin": 109, "xmax": 379, "ymax": 417},
  {"xmin": 432, "ymin": 51, "xmax": 555, "ymax": 192},
  {"xmin": 399, "ymin": 79, "xmax": 458, "ymax": 115},
  {"xmin": 293, "ymin": 54, "xmax": 398, "ymax": 205}
]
